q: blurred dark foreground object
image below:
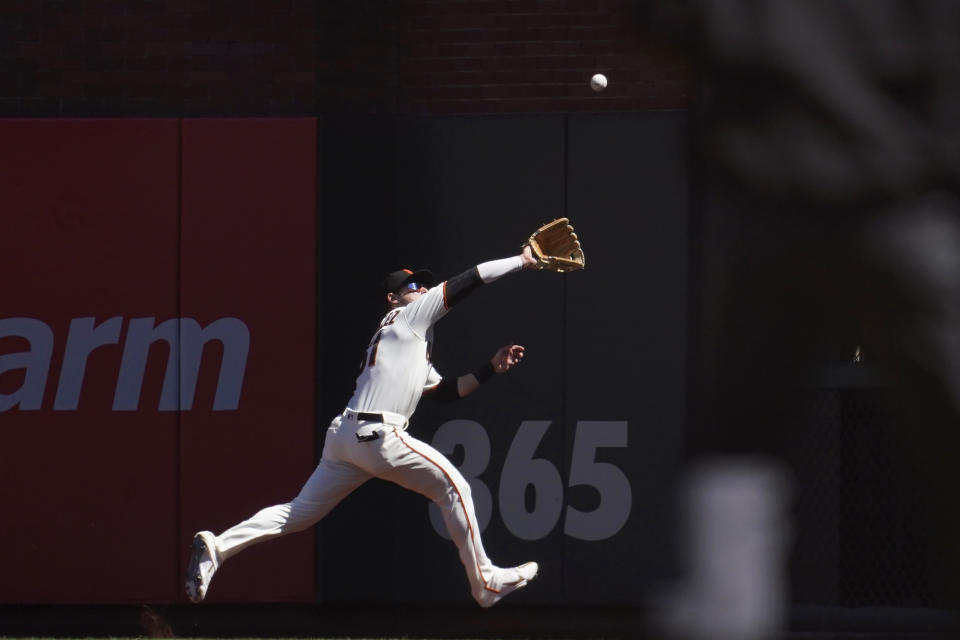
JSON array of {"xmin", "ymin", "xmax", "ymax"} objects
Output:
[{"xmin": 639, "ymin": 1, "xmax": 960, "ymax": 638}]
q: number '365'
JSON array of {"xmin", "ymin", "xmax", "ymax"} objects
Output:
[{"xmin": 428, "ymin": 420, "xmax": 631, "ymax": 541}]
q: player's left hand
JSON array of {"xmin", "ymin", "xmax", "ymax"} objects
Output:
[
  {"xmin": 492, "ymin": 344, "xmax": 525, "ymax": 373},
  {"xmin": 520, "ymin": 245, "xmax": 538, "ymax": 270}
]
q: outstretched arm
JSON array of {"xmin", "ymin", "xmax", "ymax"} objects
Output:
[
  {"xmin": 444, "ymin": 246, "xmax": 538, "ymax": 307},
  {"xmin": 405, "ymin": 247, "xmax": 538, "ymax": 336},
  {"xmin": 427, "ymin": 344, "xmax": 527, "ymax": 403}
]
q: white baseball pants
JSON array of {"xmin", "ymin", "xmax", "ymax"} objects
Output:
[{"xmin": 213, "ymin": 411, "xmax": 501, "ymax": 603}]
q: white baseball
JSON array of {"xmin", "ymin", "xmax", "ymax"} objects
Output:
[{"xmin": 590, "ymin": 73, "xmax": 607, "ymax": 92}]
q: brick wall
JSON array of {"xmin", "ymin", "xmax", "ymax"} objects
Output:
[
  {"xmin": 0, "ymin": 0, "xmax": 317, "ymax": 116},
  {"xmin": 1, "ymin": 0, "xmax": 687, "ymax": 116},
  {"xmin": 318, "ymin": 0, "xmax": 689, "ymax": 114}
]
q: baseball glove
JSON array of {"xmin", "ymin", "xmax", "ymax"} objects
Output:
[{"xmin": 526, "ymin": 218, "xmax": 585, "ymax": 272}]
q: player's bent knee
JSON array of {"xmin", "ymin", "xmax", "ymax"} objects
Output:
[{"xmin": 433, "ymin": 480, "xmax": 471, "ymax": 511}]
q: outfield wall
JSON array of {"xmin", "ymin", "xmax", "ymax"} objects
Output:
[
  {"xmin": 0, "ymin": 115, "xmax": 688, "ymax": 605},
  {"xmin": 314, "ymin": 114, "xmax": 688, "ymax": 605},
  {"xmin": 0, "ymin": 119, "xmax": 318, "ymax": 603}
]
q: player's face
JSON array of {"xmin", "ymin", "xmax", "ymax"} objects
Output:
[{"xmin": 392, "ymin": 281, "xmax": 428, "ymax": 307}]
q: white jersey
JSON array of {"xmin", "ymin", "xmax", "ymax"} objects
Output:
[{"xmin": 346, "ymin": 283, "xmax": 450, "ymax": 419}]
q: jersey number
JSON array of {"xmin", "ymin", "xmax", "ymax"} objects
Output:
[
  {"xmin": 364, "ymin": 309, "xmax": 400, "ymax": 369},
  {"xmin": 367, "ymin": 331, "xmax": 383, "ymax": 367}
]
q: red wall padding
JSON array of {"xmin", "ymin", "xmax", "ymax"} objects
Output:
[
  {"xmin": 178, "ymin": 119, "xmax": 317, "ymax": 602},
  {"xmin": 0, "ymin": 118, "xmax": 317, "ymax": 603}
]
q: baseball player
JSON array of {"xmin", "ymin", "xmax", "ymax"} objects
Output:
[{"xmin": 187, "ymin": 246, "xmax": 540, "ymax": 607}]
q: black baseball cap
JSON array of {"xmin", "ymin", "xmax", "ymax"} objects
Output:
[{"xmin": 381, "ymin": 268, "xmax": 435, "ymax": 293}]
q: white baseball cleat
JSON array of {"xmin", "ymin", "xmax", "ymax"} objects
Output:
[
  {"xmin": 185, "ymin": 530, "xmax": 220, "ymax": 603},
  {"xmin": 476, "ymin": 561, "xmax": 539, "ymax": 608}
]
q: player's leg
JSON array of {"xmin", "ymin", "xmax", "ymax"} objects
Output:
[
  {"xmin": 216, "ymin": 457, "xmax": 370, "ymax": 559},
  {"xmin": 186, "ymin": 420, "xmax": 371, "ymax": 602},
  {"xmin": 187, "ymin": 457, "xmax": 369, "ymax": 602},
  {"xmin": 373, "ymin": 426, "xmax": 537, "ymax": 607}
]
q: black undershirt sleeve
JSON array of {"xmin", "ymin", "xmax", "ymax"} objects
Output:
[
  {"xmin": 443, "ymin": 266, "xmax": 484, "ymax": 308},
  {"xmin": 430, "ymin": 376, "xmax": 460, "ymax": 404},
  {"xmin": 426, "ymin": 267, "xmax": 491, "ymax": 405}
]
